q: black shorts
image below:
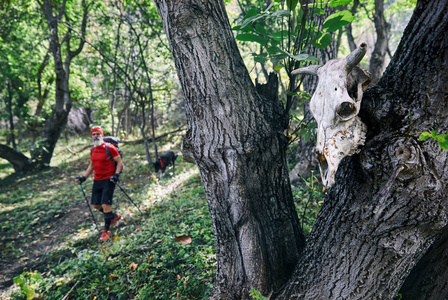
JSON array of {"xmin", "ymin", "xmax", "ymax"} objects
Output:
[{"xmin": 91, "ymin": 179, "xmax": 116, "ymax": 206}]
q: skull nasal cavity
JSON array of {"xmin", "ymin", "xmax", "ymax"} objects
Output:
[{"xmin": 336, "ymin": 102, "xmax": 357, "ymax": 120}]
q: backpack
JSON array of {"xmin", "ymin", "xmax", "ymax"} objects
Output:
[{"xmin": 91, "ymin": 136, "xmax": 124, "ymax": 171}]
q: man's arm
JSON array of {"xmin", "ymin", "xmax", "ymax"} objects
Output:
[
  {"xmin": 76, "ymin": 162, "xmax": 94, "ymax": 184},
  {"xmin": 113, "ymin": 155, "xmax": 123, "ymax": 174},
  {"xmin": 110, "ymin": 155, "xmax": 123, "ymax": 183}
]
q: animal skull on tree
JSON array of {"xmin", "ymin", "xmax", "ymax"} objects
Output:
[{"xmin": 292, "ymin": 43, "xmax": 371, "ymax": 187}]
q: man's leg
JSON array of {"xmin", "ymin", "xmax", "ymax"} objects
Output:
[
  {"xmin": 91, "ymin": 181, "xmax": 104, "ymax": 212},
  {"xmin": 101, "ymin": 181, "xmax": 121, "ymax": 232}
]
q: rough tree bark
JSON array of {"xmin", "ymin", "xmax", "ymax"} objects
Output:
[
  {"xmin": 154, "ymin": 0, "xmax": 305, "ymax": 298},
  {"xmin": 276, "ymin": 0, "xmax": 448, "ymax": 298},
  {"xmin": 156, "ymin": 0, "xmax": 447, "ymax": 299}
]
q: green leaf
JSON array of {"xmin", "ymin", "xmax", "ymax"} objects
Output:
[
  {"xmin": 298, "ymin": 128, "xmax": 307, "ymax": 136},
  {"xmin": 308, "ymin": 121, "xmax": 317, "ymax": 129},
  {"xmin": 235, "ymin": 33, "xmax": 267, "ymax": 45},
  {"xmin": 239, "ymin": 11, "xmax": 266, "ymax": 30},
  {"xmin": 286, "ymin": 0, "xmax": 299, "ymax": 11},
  {"xmin": 323, "ymin": 10, "xmax": 354, "ymax": 32},
  {"xmin": 329, "ymin": 0, "xmax": 353, "ymax": 7},
  {"xmin": 310, "ymin": 32, "xmax": 332, "ymax": 49},
  {"xmin": 290, "ymin": 53, "xmax": 318, "ymax": 62},
  {"xmin": 419, "ymin": 132, "xmax": 432, "ymax": 141},
  {"xmin": 435, "ymin": 134, "xmax": 448, "ymax": 150},
  {"xmin": 274, "ymin": 64, "xmax": 283, "ymax": 71},
  {"xmin": 244, "ymin": 7, "xmax": 258, "ymax": 19},
  {"xmin": 419, "ymin": 132, "xmax": 448, "ymax": 150},
  {"xmin": 310, "ymin": 8, "xmax": 326, "ymax": 15},
  {"xmin": 266, "ymin": 45, "xmax": 282, "ymax": 55},
  {"xmin": 270, "ymin": 10, "xmax": 291, "ymax": 19},
  {"xmin": 304, "ymin": 130, "xmax": 312, "ymax": 143},
  {"xmin": 255, "ymin": 24, "xmax": 267, "ymax": 35},
  {"xmin": 254, "ymin": 55, "xmax": 269, "ymax": 64},
  {"xmin": 268, "ymin": 30, "xmax": 289, "ymax": 38}
]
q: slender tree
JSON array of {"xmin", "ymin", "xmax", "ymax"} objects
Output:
[
  {"xmin": 155, "ymin": 0, "xmax": 448, "ymax": 299},
  {"xmin": 0, "ymin": 0, "xmax": 89, "ymax": 172},
  {"xmin": 36, "ymin": 0, "xmax": 88, "ymax": 165}
]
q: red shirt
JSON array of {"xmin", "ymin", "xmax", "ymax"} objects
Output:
[{"xmin": 91, "ymin": 142, "xmax": 119, "ymax": 180}]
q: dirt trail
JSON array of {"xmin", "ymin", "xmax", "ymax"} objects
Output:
[{"xmin": 0, "ymin": 200, "xmax": 94, "ymax": 290}]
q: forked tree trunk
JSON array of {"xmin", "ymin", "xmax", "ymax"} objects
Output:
[
  {"xmin": 154, "ymin": 0, "xmax": 305, "ymax": 298},
  {"xmin": 155, "ymin": 0, "xmax": 448, "ymax": 299},
  {"xmin": 276, "ymin": 0, "xmax": 448, "ymax": 298},
  {"xmin": 38, "ymin": 0, "xmax": 87, "ymax": 165}
]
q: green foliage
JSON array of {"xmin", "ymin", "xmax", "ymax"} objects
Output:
[
  {"xmin": 249, "ymin": 288, "xmax": 268, "ymax": 300},
  {"xmin": 13, "ymin": 271, "xmax": 41, "ymax": 300},
  {"xmin": 1, "ymin": 139, "xmax": 215, "ymax": 299},
  {"xmin": 419, "ymin": 131, "xmax": 448, "ymax": 150},
  {"xmin": 233, "ymin": 1, "xmax": 353, "ymax": 70},
  {"xmin": 322, "ymin": 10, "xmax": 354, "ymax": 32},
  {"xmin": 292, "ymin": 172, "xmax": 325, "ymax": 234},
  {"xmin": 0, "ymin": 135, "xmax": 326, "ymax": 299},
  {"xmin": 289, "ymin": 116, "xmax": 317, "ymax": 144}
]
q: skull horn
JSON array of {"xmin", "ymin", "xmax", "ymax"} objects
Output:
[
  {"xmin": 346, "ymin": 42, "xmax": 367, "ymax": 71},
  {"xmin": 291, "ymin": 64, "xmax": 320, "ymax": 76}
]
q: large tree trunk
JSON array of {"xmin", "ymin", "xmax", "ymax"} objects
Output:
[
  {"xmin": 154, "ymin": 1, "xmax": 305, "ymax": 298},
  {"xmin": 276, "ymin": 0, "xmax": 448, "ymax": 298},
  {"xmin": 156, "ymin": 0, "xmax": 447, "ymax": 299}
]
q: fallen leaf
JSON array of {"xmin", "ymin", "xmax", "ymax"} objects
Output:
[
  {"xmin": 109, "ymin": 274, "xmax": 118, "ymax": 280},
  {"xmin": 128, "ymin": 262, "xmax": 138, "ymax": 271},
  {"xmin": 176, "ymin": 274, "xmax": 181, "ymax": 280},
  {"xmin": 113, "ymin": 235, "xmax": 119, "ymax": 242},
  {"xmin": 175, "ymin": 235, "xmax": 192, "ymax": 245}
]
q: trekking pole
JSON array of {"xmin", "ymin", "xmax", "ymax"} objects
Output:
[
  {"xmin": 76, "ymin": 179, "xmax": 100, "ymax": 231},
  {"xmin": 116, "ymin": 182, "xmax": 143, "ymax": 215}
]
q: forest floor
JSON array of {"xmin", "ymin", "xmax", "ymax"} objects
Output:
[
  {"xmin": 0, "ymin": 136, "xmax": 322, "ymax": 299},
  {"xmin": 0, "ymin": 138, "xmax": 217, "ymax": 299},
  {"xmin": 0, "ymin": 164, "xmax": 86, "ymax": 289}
]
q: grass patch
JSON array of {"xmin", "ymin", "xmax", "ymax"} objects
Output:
[
  {"xmin": 1, "ymin": 136, "xmax": 324, "ymax": 299},
  {"xmin": 1, "ymin": 138, "xmax": 216, "ymax": 299}
]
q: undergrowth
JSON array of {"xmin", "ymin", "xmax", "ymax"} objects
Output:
[
  {"xmin": 0, "ymin": 135, "xmax": 324, "ymax": 299},
  {"xmin": 1, "ymin": 137, "xmax": 215, "ymax": 299}
]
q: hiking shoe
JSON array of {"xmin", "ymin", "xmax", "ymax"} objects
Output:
[
  {"xmin": 111, "ymin": 214, "xmax": 121, "ymax": 226},
  {"xmin": 99, "ymin": 229, "xmax": 111, "ymax": 241}
]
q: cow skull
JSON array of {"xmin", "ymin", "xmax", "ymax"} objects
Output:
[{"xmin": 292, "ymin": 43, "xmax": 371, "ymax": 187}]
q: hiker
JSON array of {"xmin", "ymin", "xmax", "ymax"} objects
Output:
[{"xmin": 75, "ymin": 127, "xmax": 123, "ymax": 241}]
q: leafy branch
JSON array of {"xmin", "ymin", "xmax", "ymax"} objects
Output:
[{"xmin": 419, "ymin": 131, "xmax": 448, "ymax": 150}]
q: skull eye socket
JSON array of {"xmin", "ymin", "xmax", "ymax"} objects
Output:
[{"xmin": 336, "ymin": 101, "xmax": 357, "ymax": 120}]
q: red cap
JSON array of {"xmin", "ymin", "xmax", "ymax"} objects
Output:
[{"xmin": 90, "ymin": 127, "xmax": 104, "ymax": 136}]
